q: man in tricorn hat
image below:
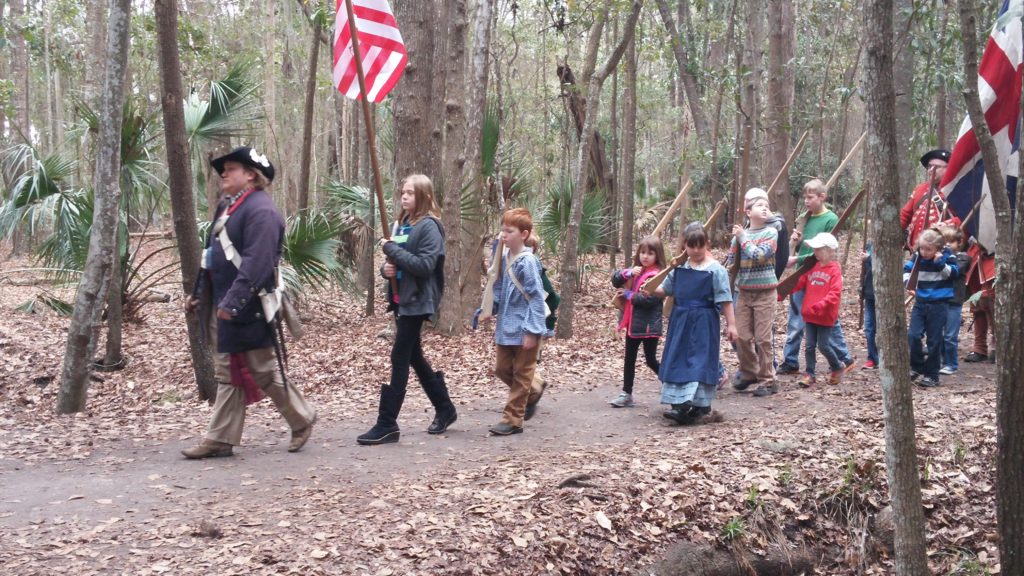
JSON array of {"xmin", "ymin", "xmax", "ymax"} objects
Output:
[
  {"xmin": 900, "ymin": 149, "xmax": 961, "ymax": 251},
  {"xmin": 182, "ymin": 146, "xmax": 316, "ymax": 459}
]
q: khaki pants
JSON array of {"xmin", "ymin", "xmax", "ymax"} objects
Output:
[
  {"xmin": 495, "ymin": 344, "xmax": 541, "ymax": 427},
  {"xmin": 735, "ymin": 287, "xmax": 776, "ymax": 385},
  {"xmin": 205, "ymin": 315, "xmax": 315, "ymax": 446}
]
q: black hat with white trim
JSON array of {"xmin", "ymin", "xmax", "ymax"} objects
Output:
[
  {"xmin": 211, "ymin": 146, "xmax": 275, "ymax": 182},
  {"xmin": 919, "ymin": 148, "xmax": 951, "ymax": 168}
]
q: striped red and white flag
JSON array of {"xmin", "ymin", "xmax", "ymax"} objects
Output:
[
  {"xmin": 333, "ymin": 0, "xmax": 407, "ymax": 103},
  {"xmin": 940, "ymin": 0, "xmax": 1022, "ymax": 252}
]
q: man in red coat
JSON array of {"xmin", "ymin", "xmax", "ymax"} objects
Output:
[{"xmin": 901, "ymin": 149, "xmax": 961, "ymax": 250}]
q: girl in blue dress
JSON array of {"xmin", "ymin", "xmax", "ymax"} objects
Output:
[{"xmin": 646, "ymin": 222, "xmax": 737, "ymax": 424}]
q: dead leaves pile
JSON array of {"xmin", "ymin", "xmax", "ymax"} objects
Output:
[{"xmin": 0, "ymin": 248, "xmax": 1005, "ymax": 574}]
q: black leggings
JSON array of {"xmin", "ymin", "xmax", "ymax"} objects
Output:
[
  {"xmin": 623, "ymin": 336, "xmax": 660, "ymax": 394},
  {"xmin": 391, "ymin": 314, "xmax": 435, "ymax": 392}
]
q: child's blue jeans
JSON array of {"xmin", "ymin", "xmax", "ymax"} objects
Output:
[
  {"xmin": 863, "ymin": 298, "xmax": 878, "ymax": 364},
  {"xmin": 805, "ymin": 322, "xmax": 843, "ymax": 376},
  {"xmin": 943, "ymin": 302, "xmax": 963, "ymax": 370},
  {"xmin": 909, "ymin": 300, "xmax": 946, "ymax": 380}
]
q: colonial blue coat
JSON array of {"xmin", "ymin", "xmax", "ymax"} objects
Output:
[{"xmin": 202, "ymin": 189, "xmax": 285, "ymax": 354}]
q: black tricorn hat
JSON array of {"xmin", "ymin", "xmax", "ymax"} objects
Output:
[
  {"xmin": 211, "ymin": 146, "xmax": 275, "ymax": 182},
  {"xmin": 919, "ymin": 148, "xmax": 951, "ymax": 168}
]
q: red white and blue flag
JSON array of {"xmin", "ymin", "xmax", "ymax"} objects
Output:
[
  {"xmin": 941, "ymin": 0, "xmax": 1023, "ymax": 252},
  {"xmin": 333, "ymin": 0, "xmax": 407, "ymax": 103}
]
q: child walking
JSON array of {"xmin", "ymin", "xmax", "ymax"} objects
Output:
[
  {"xmin": 645, "ymin": 223, "xmax": 736, "ymax": 425},
  {"xmin": 860, "ymin": 241, "xmax": 878, "ymax": 370},
  {"xmin": 790, "ymin": 233, "xmax": 845, "ymax": 387},
  {"xmin": 726, "ymin": 188, "xmax": 779, "ymax": 397},
  {"xmin": 609, "ymin": 236, "xmax": 667, "ymax": 408},
  {"xmin": 938, "ymin": 226, "xmax": 970, "ymax": 375},
  {"xmin": 357, "ymin": 175, "xmax": 456, "ymax": 445},
  {"xmin": 487, "ymin": 208, "xmax": 549, "ymax": 435},
  {"xmin": 905, "ymin": 228, "xmax": 960, "ymax": 387}
]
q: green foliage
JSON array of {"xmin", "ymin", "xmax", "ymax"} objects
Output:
[
  {"xmin": 537, "ymin": 178, "xmax": 609, "ymax": 256},
  {"xmin": 720, "ymin": 517, "xmax": 745, "ymax": 541},
  {"xmin": 283, "ymin": 210, "xmax": 346, "ymax": 291}
]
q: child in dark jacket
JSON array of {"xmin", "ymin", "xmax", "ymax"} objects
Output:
[
  {"xmin": 938, "ymin": 226, "xmax": 970, "ymax": 375},
  {"xmin": 609, "ymin": 236, "xmax": 666, "ymax": 407},
  {"xmin": 904, "ymin": 228, "xmax": 960, "ymax": 387},
  {"xmin": 790, "ymin": 233, "xmax": 845, "ymax": 387},
  {"xmin": 860, "ymin": 242, "xmax": 878, "ymax": 369}
]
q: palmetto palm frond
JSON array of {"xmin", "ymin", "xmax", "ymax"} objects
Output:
[
  {"xmin": 283, "ymin": 210, "xmax": 346, "ymax": 291},
  {"xmin": 185, "ymin": 61, "xmax": 262, "ymax": 148},
  {"xmin": 537, "ymin": 178, "xmax": 610, "ymax": 256},
  {"xmin": 34, "ymin": 189, "xmax": 94, "ymax": 283},
  {"xmin": 0, "ymin": 143, "xmax": 80, "ymax": 240}
]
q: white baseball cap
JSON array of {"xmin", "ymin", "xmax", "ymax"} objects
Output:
[{"xmin": 805, "ymin": 232, "xmax": 838, "ymax": 250}]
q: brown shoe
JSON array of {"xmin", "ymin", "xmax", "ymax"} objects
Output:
[
  {"xmin": 288, "ymin": 422, "xmax": 314, "ymax": 453},
  {"xmin": 181, "ymin": 440, "xmax": 233, "ymax": 459}
]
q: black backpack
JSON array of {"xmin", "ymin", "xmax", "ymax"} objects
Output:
[{"xmin": 767, "ymin": 215, "xmax": 789, "ymax": 281}]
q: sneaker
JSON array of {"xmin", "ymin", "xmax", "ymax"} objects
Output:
[
  {"xmin": 862, "ymin": 360, "xmax": 877, "ymax": 370},
  {"xmin": 776, "ymin": 363, "xmax": 800, "ymax": 376},
  {"xmin": 732, "ymin": 378, "xmax": 757, "ymax": 391},
  {"xmin": 917, "ymin": 376, "xmax": 940, "ymax": 388},
  {"xmin": 964, "ymin": 352, "xmax": 988, "ymax": 363},
  {"xmin": 488, "ymin": 422, "xmax": 523, "ymax": 436},
  {"xmin": 797, "ymin": 374, "xmax": 816, "ymax": 388},
  {"xmin": 609, "ymin": 392, "xmax": 634, "ymax": 408},
  {"xmin": 843, "ymin": 355, "xmax": 859, "ymax": 375},
  {"xmin": 909, "ymin": 370, "xmax": 922, "ymax": 382},
  {"xmin": 938, "ymin": 366, "xmax": 956, "ymax": 376},
  {"xmin": 828, "ymin": 370, "xmax": 843, "ymax": 385},
  {"xmin": 752, "ymin": 385, "xmax": 778, "ymax": 397}
]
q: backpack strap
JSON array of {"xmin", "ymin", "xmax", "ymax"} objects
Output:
[{"xmin": 505, "ymin": 252, "xmax": 532, "ymax": 301}]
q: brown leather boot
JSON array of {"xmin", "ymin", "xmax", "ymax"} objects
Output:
[
  {"xmin": 181, "ymin": 440, "xmax": 233, "ymax": 459},
  {"xmin": 288, "ymin": 421, "xmax": 314, "ymax": 452}
]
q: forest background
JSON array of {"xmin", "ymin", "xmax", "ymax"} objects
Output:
[{"xmin": 3, "ymin": 0, "xmax": 1024, "ymax": 574}]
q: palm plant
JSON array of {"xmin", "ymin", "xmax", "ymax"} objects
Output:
[
  {"xmin": 537, "ymin": 177, "xmax": 610, "ymax": 286},
  {"xmin": 282, "ymin": 210, "xmax": 347, "ymax": 293}
]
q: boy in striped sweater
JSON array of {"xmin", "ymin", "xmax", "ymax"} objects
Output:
[
  {"xmin": 904, "ymin": 228, "xmax": 960, "ymax": 388},
  {"xmin": 726, "ymin": 188, "xmax": 779, "ymax": 397}
]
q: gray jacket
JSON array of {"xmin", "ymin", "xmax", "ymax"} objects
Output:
[{"xmin": 382, "ymin": 216, "xmax": 445, "ymax": 317}]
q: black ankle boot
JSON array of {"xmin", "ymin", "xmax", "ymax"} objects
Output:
[
  {"xmin": 358, "ymin": 385, "xmax": 404, "ymax": 445},
  {"xmin": 357, "ymin": 423, "xmax": 400, "ymax": 445},
  {"xmin": 422, "ymin": 371, "xmax": 457, "ymax": 434}
]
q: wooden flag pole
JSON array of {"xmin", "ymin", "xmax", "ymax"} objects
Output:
[
  {"xmin": 343, "ymin": 0, "xmax": 397, "ymax": 299},
  {"xmin": 652, "ymin": 180, "xmax": 693, "ymax": 237},
  {"xmin": 344, "ymin": 0, "xmax": 390, "ymax": 239}
]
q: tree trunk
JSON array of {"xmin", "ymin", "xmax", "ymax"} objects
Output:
[
  {"xmin": 57, "ymin": 0, "xmax": 132, "ymax": 415},
  {"xmin": 10, "ymin": 0, "xmax": 29, "ymax": 142},
  {"xmin": 436, "ymin": 0, "xmax": 468, "ymax": 336},
  {"xmin": 557, "ymin": 0, "xmax": 643, "ymax": 339},
  {"xmin": 621, "ymin": 34, "xmax": 638, "ymax": 262},
  {"xmin": 765, "ymin": 0, "xmax": 795, "ymax": 221},
  {"xmin": 652, "ymin": 0, "xmax": 708, "ymax": 144},
  {"xmin": 154, "ymin": 0, "xmax": 217, "ymax": 402},
  {"xmin": 739, "ymin": 0, "xmax": 764, "ymax": 196},
  {"xmin": 297, "ymin": 19, "xmax": 321, "ymax": 212},
  {"xmin": 460, "ymin": 0, "xmax": 496, "ymax": 320},
  {"xmin": 392, "ymin": 0, "xmax": 437, "ymax": 177},
  {"xmin": 957, "ymin": 1, "xmax": 1024, "ymax": 570},
  {"xmin": 892, "ymin": 0, "xmax": 915, "ymax": 197},
  {"xmin": 102, "ymin": 236, "xmax": 124, "ymax": 368},
  {"xmin": 861, "ymin": 0, "xmax": 930, "ymax": 572}
]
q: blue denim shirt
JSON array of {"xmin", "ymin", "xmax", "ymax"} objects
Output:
[{"xmin": 493, "ymin": 248, "xmax": 548, "ymax": 345}]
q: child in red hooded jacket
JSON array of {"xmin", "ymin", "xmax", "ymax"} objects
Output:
[{"xmin": 792, "ymin": 233, "xmax": 845, "ymax": 387}]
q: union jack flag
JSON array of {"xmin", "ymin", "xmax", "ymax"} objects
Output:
[
  {"xmin": 333, "ymin": 0, "xmax": 407, "ymax": 103},
  {"xmin": 941, "ymin": 0, "xmax": 1023, "ymax": 252}
]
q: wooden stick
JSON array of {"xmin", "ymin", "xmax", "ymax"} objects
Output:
[
  {"xmin": 824, "ymin": 131, "xmax": 867, "ymax": 191},
  {"xmin": 766, "ymin": 130, "xmax": 809, "ymax": 196},
  {"xmin": 343, "ymin": 0, "xmax": 397, "ymax": 297},
  {"xmin": 641, "ymin": 200, "xmax": 727, "ymax": 294},
  {"xmin": 652, "ymin": 180, "xmax": 693, "ymax": 237},
  {"xmin": 958, "ymin": 191, "xmax": 989, "ymax": 234}
]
